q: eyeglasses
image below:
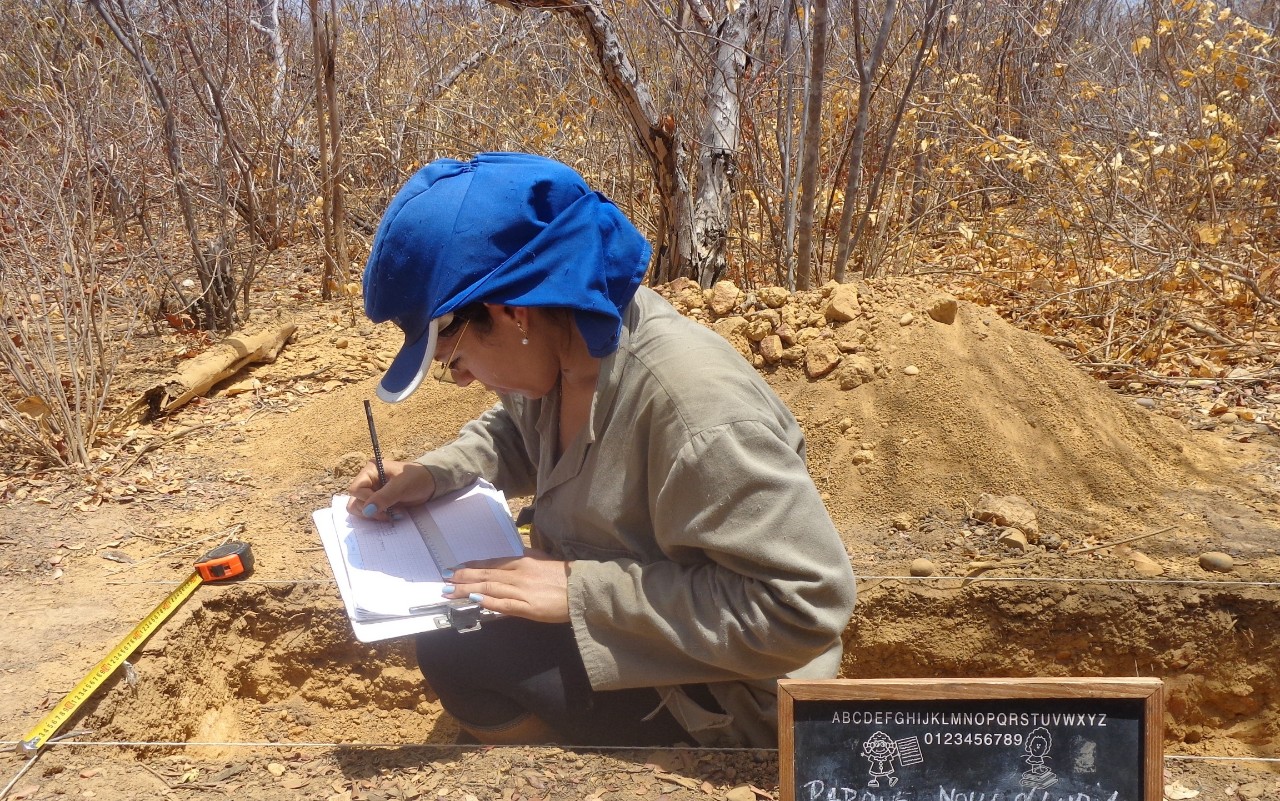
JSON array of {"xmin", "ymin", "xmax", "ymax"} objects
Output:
[{"xmin": 433, "ymin": 318, "xmax": 469, "ymax": 384}]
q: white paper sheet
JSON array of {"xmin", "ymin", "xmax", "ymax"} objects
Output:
[{"xmin": 312, "ymin": 479, "xmax": 524, "ymax": 642}]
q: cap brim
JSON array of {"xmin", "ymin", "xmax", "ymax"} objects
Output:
[{"xmin": 377, "ymin": 317, "xmax": 443, "ymax": 403}]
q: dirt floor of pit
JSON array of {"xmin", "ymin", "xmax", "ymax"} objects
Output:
[{"xmin": 3, "ymin": 276, "xmax": 1279, "ymax": 800}]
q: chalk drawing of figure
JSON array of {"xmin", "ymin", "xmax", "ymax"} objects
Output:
[
  {"xmin": 1020, "ymin": 727, "xmax": 1058, "ymax": 790},
  {"xmin": 861, "ymin": 731, "xmax": 899, "ymax": 788}
]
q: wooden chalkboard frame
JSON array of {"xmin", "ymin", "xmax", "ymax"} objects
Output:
[{"xmin": 778, "ymin": 678, "xmax": 1163, "ymax": 801}]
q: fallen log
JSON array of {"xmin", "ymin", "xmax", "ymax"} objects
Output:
[{"xmin": 122, "ymin": 324, "xmax": 297, "ymax": 423}]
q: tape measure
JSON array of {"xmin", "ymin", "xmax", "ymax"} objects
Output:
[{"xmin": 16, "ymin": 542, "xmax": 254, "ymax": 755}]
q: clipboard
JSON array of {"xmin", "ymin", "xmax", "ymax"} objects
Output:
[{"xmin": 312, "ymin": 479, "xmax": 523, "ymax": 642}]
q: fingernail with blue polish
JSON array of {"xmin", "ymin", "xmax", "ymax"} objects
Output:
[
  {"xmin": 441, "ymin": 585, "xmax": 455, "ymax": 595},
  {"xmin": 363, "ymin": 503, "xmax": 378, "ymax": 517},
  {"xmin": 468, "ymin": 593, "xmax": 484, "ymax": 603},
  {"xmin": 389, "ymin": 510, "xmax": 404, "ymax": 521},
  {"xmin": 441, "ymin": 568, "xmax": 454, "ymax": 579}
]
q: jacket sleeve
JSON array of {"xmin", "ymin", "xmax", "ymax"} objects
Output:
[
  {"xmin": 567, "ymin": 418, "xmax": 858, "ymax": 690},
  {"xmin": 414, "ymin": 401, "xmax": 538, "ymax": 499}
]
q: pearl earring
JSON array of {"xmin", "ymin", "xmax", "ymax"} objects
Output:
[{"xmin": 517, "ymin": 321, "xmax": 529, "ymax": 345}]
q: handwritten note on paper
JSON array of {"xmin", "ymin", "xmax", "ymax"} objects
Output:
[
  {"xmin": 413, "ymin": 482, "xmax": 525, "ymax": 569},
  {"xmin": 328, "ymin": 497, "xmax": 447, "ymax": 619},
  {"xmin": 315, "ymin": 479, "xmax": 525, "ymax": 635}
]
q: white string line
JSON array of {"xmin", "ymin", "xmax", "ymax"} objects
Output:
[
  {"xmin": 856, "ymin": 575, "xmax": 1280, "ymax": 588},
  {"xmin": 106, "ymin": 576, "xmax": 1280, "ymax": 588},
  {"xmin": 0, "ymin": 738, "xmax": 749, "ymax": 753},
  {"xmin": 1, "ymin": 739, "xmax": 1276, "ymax": 764},
  {"xmin": 0, "ymin": 753, "xmax": 40, "ymax": 799}
]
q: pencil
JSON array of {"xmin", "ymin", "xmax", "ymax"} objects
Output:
[{"xmin": 363, "ymin": 399, "xmax": 388, "ymax": 489}]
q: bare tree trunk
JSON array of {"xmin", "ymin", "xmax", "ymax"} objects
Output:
[
  {"xmin": 910, "ymin": 0, "xmax": 955, "ymax": 225},
  {"xmin": 500, "ymin": 0, "xmax": 688, "ymax": 283},
  {"xmin": 793, "ymin": 0, "xmax": 828, "ymax": 290},
  {"xmin": 776, "ymin": 0, "xmax": 802, "ymax": 288},
  {"xmin": 325, "ymin": 0, "xmax": 349, "ymax": 291},
  {"xmin": 689, "ymin": 0, "xmax": 762, "ymax": 287},
  {"xmin": 310, "ymin": 0, "xmax": 348, "ymax": 300},
  {"xmin": 832, "ymin": 0, "xmax": 898, "ymax": 281},
  {"xmin": 251, "ymin": 0, "xmax": 287, "ymax": 116}
]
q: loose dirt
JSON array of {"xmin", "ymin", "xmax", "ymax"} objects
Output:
[{"xmin": 2, "ymin": 276, "xmax": 1277, "ymax": 800}]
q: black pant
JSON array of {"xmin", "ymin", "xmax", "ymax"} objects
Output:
[{"xmin": 415, "ymin": 617, "xmax": 693, "ymax": 746}]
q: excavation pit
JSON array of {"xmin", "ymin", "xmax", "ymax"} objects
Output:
[
  {"xmin": 88, "ymin": 583, "xmax": 453, "ymax": 755},
  {"xmin": 81, "ymin": 578, "xmax": 1278, "ymax": 760}
]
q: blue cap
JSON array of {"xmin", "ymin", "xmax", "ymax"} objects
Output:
[{"xmin": 363, "ymin": 152, "xmax": 651, "ymax": 402}]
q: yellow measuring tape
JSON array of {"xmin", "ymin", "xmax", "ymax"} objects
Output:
[{"xmin": 16, "ymin": 542, "xmax": 254, "ymax": 755}]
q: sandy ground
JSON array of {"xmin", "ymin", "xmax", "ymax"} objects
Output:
[{"xmin": 2, "ymin": 277, "xmax": 1278, "ymax": 800}]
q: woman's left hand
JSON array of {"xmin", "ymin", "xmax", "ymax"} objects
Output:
[{"xmin": 443, "ymin": 548, "xmax": 570, "ymax": 624}]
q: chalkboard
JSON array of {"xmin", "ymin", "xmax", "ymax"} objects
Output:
[{"xmin": 778, "ymin": 678, "xmax": 1163, "ymax": 801}]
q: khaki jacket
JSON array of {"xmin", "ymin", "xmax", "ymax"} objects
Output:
[{"xmin": 418, "ymin": 287, "xmax": 857, "ymax": 746}]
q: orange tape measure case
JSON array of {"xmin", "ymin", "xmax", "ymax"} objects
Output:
[{"xmin": 194, "ymin": 541, "xmax": 254, "ymax": 581}]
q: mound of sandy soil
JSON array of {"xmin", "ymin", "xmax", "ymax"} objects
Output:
[{"xmin": 651, "ymin": 278, "xmax": 1274, "ymax": 576}]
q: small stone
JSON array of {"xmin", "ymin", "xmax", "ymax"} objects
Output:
[
  {"xmin": 835, "ymin": 356, "xmax": 876, "ymax": 390},
  {"xmin": 1198, "ymin": 551, "xmax": 1234, "ymax": 573},
  {"xmin": 708, "ymin": 281, "xmax": 742, "ymax": 316},
  {"xmin": 775, "ymin": 322, "xmax": 798, "ymax": 346},
  {"xmin": 758, "ymin": 335, "xmax": 784, "ymax": 364},
  {"xmin": 267, "ymin": 763, "xmax": 287, "ymax": 777},
  {"xmin": 891, "ymin": 514, "xmax": 912, "ymax": 531},
  {"xmin": 1135, "ymin": 398, "xmax": 1157, "ymax": 409},
  {"xmin": 903, "ymin": 365, "xmax": 919, "ymax": 376},
  {"xmin": 804, "ymin": 340, "xmax": 843, "ymax": 379},
  {"xmin": 823, "ymin": 284, "xmax": 861, "ymax": 322},
  {"xmin": 1163, "ymin": 781, "xmax": 1200, "ymax": 800},
  {"xmin": 973, "ymin": 494, "xmax": 1040, "ymax": 540},
  {"xmin": 334, "ymin": 338, "xmax": 349, "ymax": 349},
  {"xmin": 726, "ymin": 786, "xmax": 757, "ymax": 801},
  {"xmin": 899, "ymin": 312, "xmax": 914, "ymax": 326},
  {"xmin": 671, "ymin": 286, "xmax": 705, "ymax": 313},
  {"xmin": 758, "ymin": 286, "xmax": 790, "ymax": 308},
  {"xmin": 909, "ymin": 558, "xmax": 936, "ymax": 577},
  {"xmin": 1219, "ymin": 412, "xmax": 1238, "ymax": 424},
  {"xmin": 999, "ymin": 529, "xmax": 1028, "ymax": 551},
  {"xmin": 746, "ymin": 317, "xmax": 773, "ymax": 342},
  {"xmin": 851, "ymin": 449, "xmax": 875, "ymax": 465},
  {"xmin": 927, "ymin": 296, "xmax": 958, "ymax": 325},
  {"xmin": 837, "ymin": 418, "xmax": 854, "ymax": 432}
]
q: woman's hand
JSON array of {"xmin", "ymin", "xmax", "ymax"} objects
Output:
[
  {"xmin": 443, "ymin": 549, "xmax": 570, "ymax": 624},
  {"xmin": 345, "ymin": 459, "xmax": 436, "ymax": 519}
]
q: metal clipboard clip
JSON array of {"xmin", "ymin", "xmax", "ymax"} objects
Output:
[{"xmin": 434, "ymin": 600, "xmax": 504, "ymax": 633}]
